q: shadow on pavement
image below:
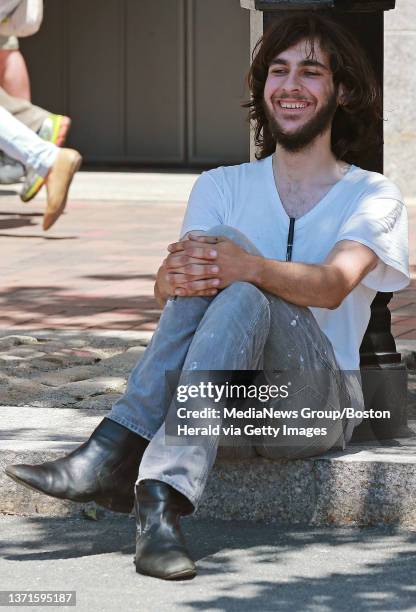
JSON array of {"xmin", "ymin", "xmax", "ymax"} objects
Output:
[
  {"xmin": 0, "ymin": 515, "xmax": 136, "ymax": 561},
  {"xmin": 0, "ymin": 233, "xmax": 79, "ymax": 240},
  {"xmin": 0, "ymin": 211, "xmax": 42, "ymax": 217},
  {"xmin": 84, "ymin": 274, "xmax": 156, "ymax": 282},
  {"xmin": 1, "ymin": 517, "xmax": 416, "ymax": 610},
  {"xmin": 0, "ymin": 218, "xmax": 37, "ymax": 230},
  {"xmin": 0, "ymin": 190, "xmax": 19, "ymax": 197},
  {"xmin": 185, "ymin": 522, "xmax": 416, "ymax": 611},
  {"xmin": 0, "ymin": 427, "xmax": 93, "ymax": 442},
  {"xmin": 0, "ymin": 285, "xmax": 161, "ymax": 329}
]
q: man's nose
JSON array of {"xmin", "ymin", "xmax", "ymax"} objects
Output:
[{"xmin": 281, "ymin": 70, "xmax": 302, "ymax": 93}]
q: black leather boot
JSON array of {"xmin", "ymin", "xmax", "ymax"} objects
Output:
[
  {"xmin": 135, "ymin": 479, "xmax": 196, "ymax": 580},
  {"xmin": 5, "ymin": 418, "xmax": 148, "ymax": 513}
]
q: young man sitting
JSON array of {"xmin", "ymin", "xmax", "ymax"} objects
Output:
[{"xmin": 5, "ymin": 12, "xmax": 409, "ymax": 580}]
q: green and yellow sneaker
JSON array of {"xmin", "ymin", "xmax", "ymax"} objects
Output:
[{"xmin": 20, "ymin": 114, "xmax": 71, "ymax": 203}]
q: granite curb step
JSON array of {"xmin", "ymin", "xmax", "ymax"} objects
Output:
[{"xmin": 1, "ymin": 407, "xmax": 416, "ymax": 527}]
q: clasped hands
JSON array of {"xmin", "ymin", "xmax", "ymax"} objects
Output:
[{"xmin": 162, "ymin": 233, "xmax": 255, "ymax": 298}]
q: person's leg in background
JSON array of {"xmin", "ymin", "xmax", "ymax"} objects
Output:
[
  {"xmin": 0, "ymin": 105, "xmax": 57, "ymax": 175},
  {"xmin": 0, "ymin": 36, "xmax": 31, "ymax": 182},
  {"xmin": 0, "ymin": 37, "xmax": 30, "ymax": 100},
  {"xmin": 0, "ymin": 84, "xmax": 72, "ymax": 197},
  {"xmin": 0, "ymin": 106, "xmax": 81, "ymax": 229},
  {"xmin": 0, "ymin": 84, "xmax": 47, "ymax": 131},
  {"xmin": 0, "ymin": 33, "xmax": 31, "ymax": 182}
]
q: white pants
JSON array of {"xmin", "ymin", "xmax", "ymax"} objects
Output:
[{"xmin": 0, "ymin": 106, "xmax": 57, "ymax": 176}]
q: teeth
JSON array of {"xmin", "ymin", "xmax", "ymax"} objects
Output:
[{"xmin": 280, "ymin": 102, "xmax": 308, "ymax": 109}]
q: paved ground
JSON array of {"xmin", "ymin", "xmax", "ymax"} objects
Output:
[
  {"xmin": 1, "ymin": 516, "xmax": 416, "ymax": 612},
  {"xmin": 0, "ymin": 172, "xmax": 415, "ymax": 338},
  {"xmin": 0, "ymin": 329, "xmax": 151, "ymax": 409}
]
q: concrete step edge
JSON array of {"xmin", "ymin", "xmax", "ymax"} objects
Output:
[{"xmin": 1, "ymin": 434, "xmax": 416, "ymax": 526}]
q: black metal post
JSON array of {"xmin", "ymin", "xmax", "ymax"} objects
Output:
[{"xmin": 241, "ymin": 0, "xmax": 408, "ymax": 440}]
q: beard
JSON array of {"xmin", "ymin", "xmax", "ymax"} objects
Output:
[{"xmin": 263, "ymin": 91, "xmax": 338, "ymax": 153}]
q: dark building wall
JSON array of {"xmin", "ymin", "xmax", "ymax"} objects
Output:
[{"xmin": 21, "ymin": 0, "xmax": 250, "ymax": 168}]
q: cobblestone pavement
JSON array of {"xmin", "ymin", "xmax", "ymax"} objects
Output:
[
  {"xmin": 0, "ymin": 330, "xmax": 414, "ymax": 416},
  {"xmin": 0, "ymin": 330, "xmax": 151, "ymax": 409}
]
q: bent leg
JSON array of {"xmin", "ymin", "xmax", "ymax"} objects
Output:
[
  {"xmin": 0, "ymin": 106, "xmax": 57, "ymax": 174},
  {"xmin": 0, "ymin": 49, "xmax": 31, "ymax": 100},
  {"xmin": 107, "ymin": 295, "xmax": 214, "ymax": 439},
  {"xmin": 107, "ymin": 224, "xmax": 263, "ymax": 439},
  {"xmin": 256, "ymin": 294, "xmax": 350, "ymax": 459},
  {"xmin": 137, "ymin": 281, "xmax": 271, "ymax": 508},
  {"xmin": 0, "ymin": 85, "xmax": 47, "ymax": 131}
]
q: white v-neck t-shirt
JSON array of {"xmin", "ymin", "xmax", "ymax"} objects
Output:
[{"xmin": 180, "ymin": 154, "xmax": 410, "ymax": 373}]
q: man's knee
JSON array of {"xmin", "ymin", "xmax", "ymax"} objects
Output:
[
  {"xmin": 221, "ymin": 281, "xmax": 268, "ymax": 307},
  {"xmin": 202, "ymin": 282, "xmax": 270, "ymax": 332},
  {"xmin": 201, "ymin": 225, "xmax": 263, "ymax": 257},
  {"xmin": 204, "ymin": 224, "xmax": 240, "ymax": 239}
]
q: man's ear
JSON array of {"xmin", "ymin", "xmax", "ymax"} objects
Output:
[{"xmin": 337, "ymin": 83, "xmax": 348, "ymax": 107}]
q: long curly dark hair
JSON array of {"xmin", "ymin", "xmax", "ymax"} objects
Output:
[{"xmin": 243, "ymin": 12, "xmax": 382, "ymax": 164}]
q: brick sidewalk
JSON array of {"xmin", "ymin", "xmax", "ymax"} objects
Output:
[
  {"xmin": 0, "ymin": 195, "xmax": 177, "ymax": 331},
  {"xmin": 0, "ymin": 182, "xmax": 415, "ymax": 340}
]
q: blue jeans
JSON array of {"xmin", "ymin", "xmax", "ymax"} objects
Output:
[
  {"xmin": 108, "ymin": 225, "xmax": 359, "ymax": 510},
  {"xmin": 0, "ymin": 105, "xmax": 57, "ymax": 175}
]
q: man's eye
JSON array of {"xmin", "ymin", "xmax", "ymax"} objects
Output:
[
  {"xmin": 304, "ymin": 71, "xmax": 320, "ymax": 76},
  {"xmin": 271, "ymin": 69, "xmax": 286, "ymax": 75}
]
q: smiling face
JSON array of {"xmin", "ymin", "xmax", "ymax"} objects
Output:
[{"xmin": 263, "ymin": 37, "xmax": 342, "ymax": 153}]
